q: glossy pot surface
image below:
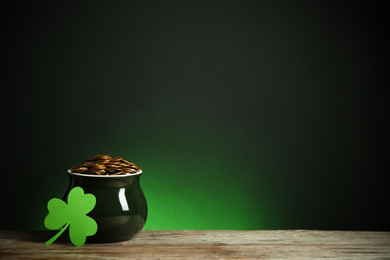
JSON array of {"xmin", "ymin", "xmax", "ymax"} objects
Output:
[{"xmin": 64, "ymin": 170, "xmax": 147, "ymax": 243}]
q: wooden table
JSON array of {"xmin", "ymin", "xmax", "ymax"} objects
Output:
[{"xmin": 1, "ymin": 230, "xmax": 390, "ymax": 259}]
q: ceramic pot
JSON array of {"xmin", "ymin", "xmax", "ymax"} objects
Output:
[{"xmin": 64, "ymin": 170, "xmax": 147, "ymax": 243}]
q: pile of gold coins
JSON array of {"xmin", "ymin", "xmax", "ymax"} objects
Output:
[{"xmin": 70, "ymin": 154, "xmax": 141, "ymax": 175}]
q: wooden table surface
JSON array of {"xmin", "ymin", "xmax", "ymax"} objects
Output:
[{"xmin": 1, "ymin": 230, "xmax": 390, "ymax": 259}]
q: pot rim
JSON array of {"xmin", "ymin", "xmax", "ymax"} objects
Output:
[{"xmin": 68, "ymin": 169, "xmax": 143, "ymax": 177}]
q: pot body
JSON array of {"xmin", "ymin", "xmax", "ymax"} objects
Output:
[{"xmin": 64, "ymin": 172, "xmax": 147, "ymax": 243}]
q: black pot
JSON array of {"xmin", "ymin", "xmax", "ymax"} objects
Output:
[{"xmin": 64, "ymin": 170, "xmax": 147, "ymax": 243}]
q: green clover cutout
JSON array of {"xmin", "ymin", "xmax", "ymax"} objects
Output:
[{"xmin": 44, "ymin": 187, "xmax": 98, "ymax": 246}]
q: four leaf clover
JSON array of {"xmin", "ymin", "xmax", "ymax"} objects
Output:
[{"xmin": 44, "ymin": 187, "xmax": 98, "ymax": 246}]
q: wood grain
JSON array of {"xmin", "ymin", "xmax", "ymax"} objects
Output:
[{"xmin": 1, "ymin": 230, "xmax": 390, "ymax": 259}]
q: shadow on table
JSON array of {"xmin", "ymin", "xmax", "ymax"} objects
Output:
[
  {"xmin": 13, "ymin": 230, "xmax": 128, "ymax": 246},
  {"xmin": 11, "ymin": 230, "xmax": 71, "ymax": 245}
]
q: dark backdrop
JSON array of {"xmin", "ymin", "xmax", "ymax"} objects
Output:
[{"xmin": 1, "ymin": 0, "xmax": 389, "ymax": 231}]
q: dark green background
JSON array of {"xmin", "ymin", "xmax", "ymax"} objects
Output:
[{"xmin": 1, "ymin": 1, "xmax": 389, "ymax": 231}]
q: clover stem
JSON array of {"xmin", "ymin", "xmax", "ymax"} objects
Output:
[{"xmin": 45, "ymin": 222, "xmax": 70, "ymax": 245}]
